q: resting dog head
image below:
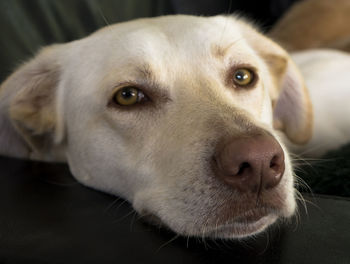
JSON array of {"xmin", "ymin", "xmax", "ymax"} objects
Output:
[{"xmin": 0, "ymin": 15, "xmax": 312, "ymax": 238}]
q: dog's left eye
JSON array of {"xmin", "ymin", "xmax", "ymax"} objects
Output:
[{"xmin": 113, "ymin": 86, "xmax": 147, "ymax": 106}]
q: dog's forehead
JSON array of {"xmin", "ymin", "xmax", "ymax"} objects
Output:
[
  {"xmin": 90, "ymin": 15, "xmax": 259, "ymax": 67},
  {"xmin": 77, "ymin": 15, "xmax": 265, "ymax": 93},
  {"xmin": 63, "ymin": 15, "xmax": 269, "ymax": 116},
  {"xmin": 102, "ymin": 15, "xmax": 242, "ymax": 46}
]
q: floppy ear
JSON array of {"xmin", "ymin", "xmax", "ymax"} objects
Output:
[
  {"xmin": 269, "ymin": 54, "xmax": 313, "ymax": 145},
  {"xmin": 239, "ymin": 21, "xmax": 313, "ymax": 144},
  {"xmin": 0, "ymin": 45, "xmax": 64, "ymax": 160}
]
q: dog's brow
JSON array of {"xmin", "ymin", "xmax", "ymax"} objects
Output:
[
  {"xmin": 212, "ymin": 40, "xmax": 242, "ymax": 59},
  {"xmin": 133, "ymin": 64, "xmax": 171, "ymax": 103},
  {"xmin": 136, "ymin": 64, "xmax": 153, "ymax": 80}
]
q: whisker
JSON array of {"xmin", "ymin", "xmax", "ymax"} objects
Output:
[
  {"xmin": 156, "ymin": 234, "xmax": 180, "ymax": 252},
  {"xmin": 295, "ymin": 189, "xmax": 308, "ymax": 216},
  {"xmin": 129, "ymin": 210, "xmax": 138, "ymax": 231},
  {"xmin": 262, "ymin": 230, "xmax": 270, "ymax": 254},
  {"xmin": 97, "ymin": 5, "xmax": 111, "ymax": 26},
  {"xmin": 227, "ymin": 0, "xmax": 233, "ymax": 15},
  {"xmin": 42, "ymin": 180, "xmax": 79, "ymax": 187},
  {"xmin": 302, "ymin": 197, "xmax": 321, "ymax": 212},
  {"xmin": 112, "ymin": 208, "xmax": 136, "ymax": 223},
  {"xmin": 294, "ymin": 175, "xmax": 313, "ymax": 194},
  {"xmin": 104, "ymin": 197, "xmax": 123, "ymax": 213}
]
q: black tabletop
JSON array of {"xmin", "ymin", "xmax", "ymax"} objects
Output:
[{"xmin": 0, "ymin": 156, "xmax": 349, "ymax": 264}]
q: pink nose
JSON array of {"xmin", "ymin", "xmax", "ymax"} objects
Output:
[{"xmin": 213, "ymin": 134, "xmax": 285, "ymax": 194}]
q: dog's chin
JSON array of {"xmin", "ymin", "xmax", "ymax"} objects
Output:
[{"xmin": 140, "ymin": 208, "xmax": 280, "ymax": 239}]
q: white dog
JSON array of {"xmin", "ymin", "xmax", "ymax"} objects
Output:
[{"xmin": 0, "ymin": 15, "xmax": 349, "ymax": 239}]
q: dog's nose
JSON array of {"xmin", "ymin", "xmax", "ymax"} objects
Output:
[{"xmin": 213, "ymin": 134, "xmax": 285, "ymax": 193}]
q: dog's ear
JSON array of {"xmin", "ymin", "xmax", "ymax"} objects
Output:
[
  {"xmin": 268, "ymin": 52, "xmax": 313, "ymax": 145},
  {"xmin": 240, "ymin": 22, "xmax": 313, "ymax": 144},
  {"xmin": 0, "ymin": 45, "xmax": 64, "ymax": 159}
]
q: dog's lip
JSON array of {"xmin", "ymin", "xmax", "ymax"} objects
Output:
[
  {"xmin": 140, "ymin": 206, "xmax": 281, "ymax": 238},
  {"xmin": 210, "ymin": 215, "xmax": 277, "ymax": 238},
  {"xmin": 203, "ymin": 208, "xmax": 278, "ymax": 238},
  {"xmin": 233, "ymin": 207, "xmax": 276, "ymax": 223}
]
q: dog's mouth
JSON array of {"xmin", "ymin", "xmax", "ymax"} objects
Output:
[
  {"xmin": 140, "ymin": 206, "xmax": 280, "ymax": 239},
  {"xmin": 234, "ymin": 207, "xmax": 277, "ymax": 223},
  {"xmin": 202, "ymin": 208, "xmax": 279, "ymax": 238}
]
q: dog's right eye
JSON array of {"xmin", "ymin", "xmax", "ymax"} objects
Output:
[
  {"xmin": 233, "ymin": 68, "xmax": 255, "ymax": 87},
  {"xmin": 113, "ymin": 86, "xmax": 147, "ymax": 106}
]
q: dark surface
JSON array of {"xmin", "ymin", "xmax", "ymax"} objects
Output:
[
  {"xmin": 0, "ymin": 156, "xmax": 349, "ymax": 264},
  {"xmin": 299, "ymin": 143, "xmax": 350, "ymax": 197}
]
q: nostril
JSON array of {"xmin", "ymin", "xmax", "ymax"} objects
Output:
[
  {"xmin": 237, "ymin": 162, "xmax": 250, "ymax": 176},
  {"xmin": 264, "ymin": 152, "xmax": 285, "ymax": 190},
  {"xmin": 269, "ymin": 155, "xmax": 280, "ymax": 171}
]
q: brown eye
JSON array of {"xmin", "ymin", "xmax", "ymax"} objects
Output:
[
  {"xmin": 113, "ymin": 87, "xmax": 146, "ymax": 106},
  {"xmin": 233, "ymin": 68, "xmax": 255, "ymax": 86}
]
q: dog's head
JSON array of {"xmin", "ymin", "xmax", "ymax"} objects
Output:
[{"xmin": 0, "ymin": 15, "xmax": 312, "ymax": 238}]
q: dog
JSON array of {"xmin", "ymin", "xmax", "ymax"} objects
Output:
[{"xmin": 0, "ymin": 15, "xmax": 348, "ymax": 239}]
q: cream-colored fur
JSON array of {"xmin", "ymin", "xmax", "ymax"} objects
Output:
[{"xmin": 1, "ymin": 15, "xmax": 339, "ymax": 239}]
